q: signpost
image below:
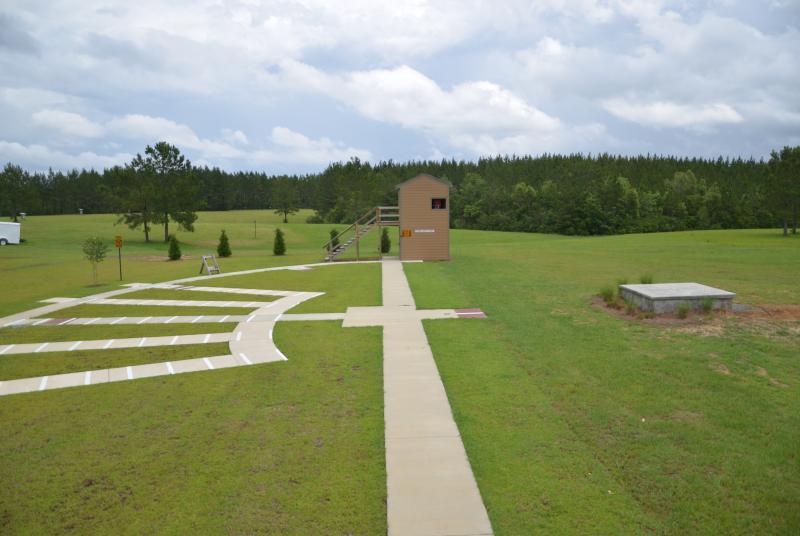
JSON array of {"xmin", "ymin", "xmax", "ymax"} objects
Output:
[{"xmin": 115, "ymin": 235, "xmax": 123, "ymax": 281}]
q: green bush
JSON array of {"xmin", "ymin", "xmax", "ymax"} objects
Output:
[
  {"xmin": 167, "ymin": 234, "xmax": 182, "ymax": 261},
  {"xmin": 700, "ymin": 297, "xmax": 714, "ymax": 314},
  {"xmin": 82, "ymin": 236, "xmax": 108, "ymax": 285},
  {"xmin": 273, "ymin": 228, "xmax": 286, "ymax": 256},
  {"xmin": 624, "ymin": 299, "xmax": 638, "ymax": 315},
  {"xmin": 329, "ymin": 229, "xmax": 339, "ymax": 248},
  {"xmin": 640, "ymin": 274, "xmax": 654, "ymax": 284},
  {"xmin": 600, "ymin": 286, "xmax": 616, "ymax": 305},
  {"xmin": 616, "ymin": 277, "xmax": 629, "ymax": 287},
  {"xmin": 217, "ymin": 230, "xmax": 232, "ymax": 257},
  {"xmin": 677, "ymin": 302, "xmax": 690, "ymax": 319},
  {"xmin": 381, "ymin": 227, "xmax": 391, "ymax": 254}
]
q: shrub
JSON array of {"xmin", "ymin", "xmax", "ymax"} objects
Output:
[
  {"xmin": 329, "ymin": 229, "xmax": 339, "ymax": 249},
  {"xmin": 217, "ymin": 230, "xmax": 232, "ymax": 257},
  {"xmin": 168, "ymin": 234, "xmax": 182, "ymax": 261},
  {"xmin": 381, "ymin": 227, "xmax": 391, "ymax": 254},
  {"xmin": 82, "ymin": 236, "xmax": 108, "ymax": 285},
  {"xmin": 273, "ymin": 228, "xmax": 286, "ymax": 256},
  {"xmin": 600, "ymin": 286, "xmax": 616, "ymax": 305},
  {"xmin": 616, "ymin": 277, "xmax": 629, "ymax": 286},
  {"xmin": 624, "ymin": 299, "xmax": 638, "ymax": 315},
  {"xmin": 640, "ymin": 274, "xmax": 654, "ymax": 284},
  {"xmin": 700, "ymin": 297, "xmax": 714, "ymax": 314},
  {"xmin": 306, "ymin": 212, "xmax": 324, "ymax": 224},
  {"xmin": 677, "ymin": 302, "xmax": 690, "ymax": 319}
]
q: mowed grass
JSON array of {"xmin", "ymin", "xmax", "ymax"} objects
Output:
[
  {"xmin": 39, "ymin": 304, "xmax": 257, "ymax": 318},
  {"xmin": 201, "ymin": 262, "xmax": 382, "ymax": 313},
  {"xmin": 405, "ymin": 229, "xmax": 800, "ymax": 534},
  {"xmin": 0, "ymin": 209, "xmax": 339, "ymax": 318},
  {"xmin": 0, "ymin": 323, "xmax": 236, "ymax": 344},
  {"xmin": 0, "ymin": 321, "xmax": 386, "ymax": 534},
  {"xmin": 119, "ymin": 288, "xmax": 278, "ymax": 302},
  {"xmin": 0, "ymin": 343, "xmax": 231, "ymax": 381}
]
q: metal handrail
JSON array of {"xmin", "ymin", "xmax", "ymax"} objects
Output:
[{"xmin": 322, "ymin": 207, "xmax": 377, "ymax": 252}]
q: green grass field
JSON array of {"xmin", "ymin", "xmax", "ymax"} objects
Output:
[{"xmin": 1, "ymin": 211, "xmax": 798, "ymax": 534}]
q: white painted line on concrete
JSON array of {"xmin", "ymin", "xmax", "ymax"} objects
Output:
[
  {"xmin": 69, "ymin": 341, "xmax": 82, "ymax": 351},
  {"xmin": 277, "ymin": 349, "xmax": 288, "ymax": 361},
  {"xmin": 60, "ymin": 317, "xmax": 77, "ymax": 325},
  {"xmin": 203, "ymin": 357, "xmax": 214, "ymax": 370},
  {"xmin": 247, "ymin": 315, "xmax": 255, "ymax": 323},
  {"xmin": 239, "ymin": 353, "xmax": 252, "ymax": 365},
  {"xmin": 35, "ymin": 343, "xmax": 49, "ymax": 353},
  {"xmin": 275, "ymin": 313, "xmax": 283, "ymax": 322},
  {"xmin": 170, "ymin": 336, "xmax": 179, "ymax": 345},
  {"xmin": 137, "ymin": 316, "xmax": 152, "ymax": 325},
  {"xmin": 85, "ymin": 317, "xmax": 100, "ymax": 325},
  {"xmin": 220, "ymin": 315, "xmax": 229, "ymax": 323},
  {"xmin": 166, "ymin": 316, "xmax": 178, "ymax": 324},
  {"xmin": 269, "ymin": 327, "xmax": 273, "ymax": 339},
  {"xmin": 111, "ymin": 316, "xmax": 126, "ymax": 325},
  {"xmin": 0, "ymin": 345, "xmax": 14, "ymax": 355},
  {"xmin": 203, "ymin": 334, "xmax": 211, "ymax": 343},
  {"xmin": 244, "ymin": 302, "xmax": 255, "ymax": 307},
  {"xmin": 138, "ymin": 338, "xmax": 147, "ymax": 347},
  {"xmin": 191, "ymin": 316, "xmax": 202, "ymax": 324},
  {"xmin": 222, "ymin": 301, "xmax": 233, "ymax": 307},
  {"xmin": 84, "ymin": 371, "xmax": 91, "ymax": 385},
  {"xmin": 166, "ymin": 362, "xmax": 175, "ymax": 374},
  {"xmin": 126, "ymin": 366, "xmax": 133, "ymax": 380},
  {"xmin": 33, "ymin": 319, "xmax": 49, "ymax": 326},
  {"xmin": 103, "ymin": 339, "xmax": 115, "ymax": 349},
  {"xmin": 4, "ymin": 319, "xmax": 26, "ymax": 327},
  {"xmin": 236, "ymin": 332, "xmax": 242, "ymax": 341},
  {"xmin": 38, "ymin": 376, "xmax": 48, "ymax": 391}
]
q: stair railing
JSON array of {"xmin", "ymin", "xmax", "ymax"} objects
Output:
[{"xmin": 322, "ymin": 207, "xmax": 378, "ymax": 261}]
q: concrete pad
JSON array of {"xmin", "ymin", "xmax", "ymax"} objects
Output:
[
  {"xmin": 107, "ymin": 367, "xmax": 131, "ymax": 383},
  {"xmin": 132, "ymin": 362, "xmax": 171, "ymax": 379},
  {"xmin": 46, "ymin": 371, "xmax": 87, "ymax": 390},
  {"xmin": 39, "ymin": 297, "xmax": 79, "ymax": 304},
  {"xmin": 0, "ymin": 377, "xmax": 42, "ymax": 396},
  {"xmin": 620, "ymin": 282, "xmax": 736, "ymax": 313},
  {"xmin": 170, "ymin": 358, "xmax": 208, "ymax": 374},
  {"xmin": 279, "ymin": 313, "xmax": 346, "ymax": 321},
  {"xmin": 387, "ymin": 436, "xmax": 493, "ymax": 536},
  {"xmin": 207, "ymin": 354, "xmax": 240, "ymax": 369}
]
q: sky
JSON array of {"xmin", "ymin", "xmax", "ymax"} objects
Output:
[{"xmin": 0, "ymin": 0, "xmax": 798, "ymax": 174}]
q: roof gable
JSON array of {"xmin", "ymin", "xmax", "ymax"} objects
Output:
[{"xmin": 395, "ymin": 173, "xmax": 451, "ymax": 190}]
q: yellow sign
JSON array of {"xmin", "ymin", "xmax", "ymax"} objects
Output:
[
  {"xmin": 115, "ymin": 235, "xmax": 123, "ymax": 248},
  {"xmin": 401, "ymin": 229, "xmax": 412, "ymax": 237}
]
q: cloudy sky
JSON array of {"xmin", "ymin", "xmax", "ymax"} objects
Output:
[{"xmin": 1, "ymin": 0, "xmax": 798, "ymax": 173}]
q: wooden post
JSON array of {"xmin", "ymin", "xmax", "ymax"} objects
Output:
[{"xmin": 377, "ymin": 207, "xmax": 382, "ymax": 259}]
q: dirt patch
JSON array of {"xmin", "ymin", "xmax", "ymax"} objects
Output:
[
  {"xmin": 671, "ymin": 410, "xmax": 704, "ymax": 422},
  {"xmin": 736, "ymin": 304, "xmax": 800, "ymax": 321},
  {"xmin": 753, "ymin": 365, "xmax": 789, "ymax": 388},
  {"xmin": 713, "ymin": 363, "xmax": 731, "ymax": 375}
]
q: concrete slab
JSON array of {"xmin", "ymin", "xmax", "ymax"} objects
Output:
[
  {"xmin": 46, "ymin": 371, "xmax": 86, "ymax": 390},
  {"xmin": 620, "ymin": 282, "xmax": 736, "ymax": 313}
]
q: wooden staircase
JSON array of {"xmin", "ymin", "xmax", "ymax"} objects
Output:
[{"xmin": 323, "ymin": 206, "xmax": 398, "ymax": 262}]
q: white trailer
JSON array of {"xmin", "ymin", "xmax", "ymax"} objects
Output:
[{"xmin": 0, "ymin": 222, "xmax": 21, "ymax": 245}]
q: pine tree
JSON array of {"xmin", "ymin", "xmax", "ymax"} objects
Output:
[
  {"xmin": 217, "ymin": 230, "xmax": 232, "ymax": 257},
  {"xmin": 381, "ymin": 227, "xmax": 391, "ymax": 254},
  {"xmin": 273, "ymin": 228, "xmax": 286, "ymax": 256},
  {"xmin": 167, "ymin": 234, "xmax": 182, "ymax": 260},
  {"xmin": 330, "ymin": 228, "xmax": 339, "ymax": 247}
]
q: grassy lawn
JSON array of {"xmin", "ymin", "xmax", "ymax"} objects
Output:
[
  {"xmin": 0, "ymin": 209, "xmax": 336, "ymax": 318},
  {"xmin": 120, "ymin": 288, "xmax": 279, "ymax": 302},
  {"xmin": 405, "ymin": 229, "xmax": 800, "ymax": 534},
  {"xmin": 0, "ymin": 321, "xmax": 386, "ymax": 534},
  {"xmin": 0, "ymin": 343, "xmax": 231, "ymax": 381},
  {"xmin": 38, "ymin": 304, "xmax": 258, "ymax": 318},
  {"xmin": 201, "ymin": 262, "xmax": 382, "ymax": 313},
  {"xmin": 0, "ymin": 323, "xmax": 236, "ymax": 345}
]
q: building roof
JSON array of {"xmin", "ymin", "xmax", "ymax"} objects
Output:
[{"xmin": 395, "ymin": 173, "xmax": 451, "ymax": 190}]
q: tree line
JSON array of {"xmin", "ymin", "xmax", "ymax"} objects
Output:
[{"xmin": 1, "ymin": 143, "xmax": 798, "ymax": 238}]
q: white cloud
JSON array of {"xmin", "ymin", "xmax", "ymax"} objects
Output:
[
  {"xmin": 250, "ymin": 126, "xmax": 372, "ymax": 165},
  {"xmin": 32, "ymin": 109, "xmax": 104, "ymax": 138},
  {"xmin": 221, "ymin": 128, "xmax": 248, "ymax": 145},
  {"xmin": 0, "ymin": 140, "xmax": 132, "ymax": 170},
  {"xmin": 602, "ymin": 99, "xmax": 744, "ymax": 129}
]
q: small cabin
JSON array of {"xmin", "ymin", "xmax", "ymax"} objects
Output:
[{"xmin": 397, "ymin": 174, "xmax": 450, "ymax": 261}]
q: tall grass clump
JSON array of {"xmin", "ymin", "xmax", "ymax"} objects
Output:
[
  {"xmin": 677, "ymin": 302, "xmax": 690, "ymax": 319},
  {"xmin": 700, "ymin": 297, "xmax": 714, "ymax": 314},
  {"xmin": 640, "ymin": 274, "xmax": 654, "ymax": 284}
]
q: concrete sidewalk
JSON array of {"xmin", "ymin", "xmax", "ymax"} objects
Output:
[{"xmin": 344, "ymin": 260, "xmax": 492, "ymax": 536}]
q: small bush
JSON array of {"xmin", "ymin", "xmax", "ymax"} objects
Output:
[
  {"xmin": 306, "ymin": 212, "xmax": 324, "ymax": 224},
  {"xmin": 624, "ymin": 299, "xmax": 638, "ymax": 315},
  {"xmin": 616, "ymin": 277, "xmax": 629, "ymax": 286},
  {"xmin": 640, "ymin": 274, "xmax": 654, "ymax": 284},
  {"xmin": 168, "ymin": 234, "xmax": 182, "ymax": 261},
  {"xmin": 217, "ymin": 230, "xmax": 232, "ymax": 257},
  {"xmin": 329, "ymin": 229, "xmax": 339, "ymax": 248},
  {"xmin": 700, "ymin": 297, "xmax": 714, "ymax": 314},
  {"xmin": 600, "ymin": 286, "xmax": 616, "ymax": 305},
  {"xmin": 381, "ymin": 227, "xmax": 391, "ymax": 254},
  {"xmin": 676, "ymin": 302, "xmax": 690, "ymax": 319},
  {"xmin": 273, "ymin": 228, "xmax": 286, "ymax": 256}
]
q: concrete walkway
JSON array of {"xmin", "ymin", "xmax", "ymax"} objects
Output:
[
  {"xmin": 5, "ymin": 313, "xmax": 347, "ymax": 327},
  {"xmin": 344, "ymin": 260, "xmax": 492, "ymax": 536},
  {"xmin": 0, "ymin": 332, "xmax": 231, "ymax": 355}
]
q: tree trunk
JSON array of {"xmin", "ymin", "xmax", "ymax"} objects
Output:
[
  {"xmin": 793, "ymin": 203, "xmax": 797, "ymax": 234},
  {"xmin": 783, "ymin": 217, "xmax": 788, "ymax": 236},
  {"xmin": 164, "ymin": 213, "xmax": 169, "ymax": 242},
  {"xmin": 283, "ymin": 210, "xmax": 288, "ymax": 224},
  {"xmin": 143, "ymin": 213, "xmax": 150, "ymax": 242}
]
